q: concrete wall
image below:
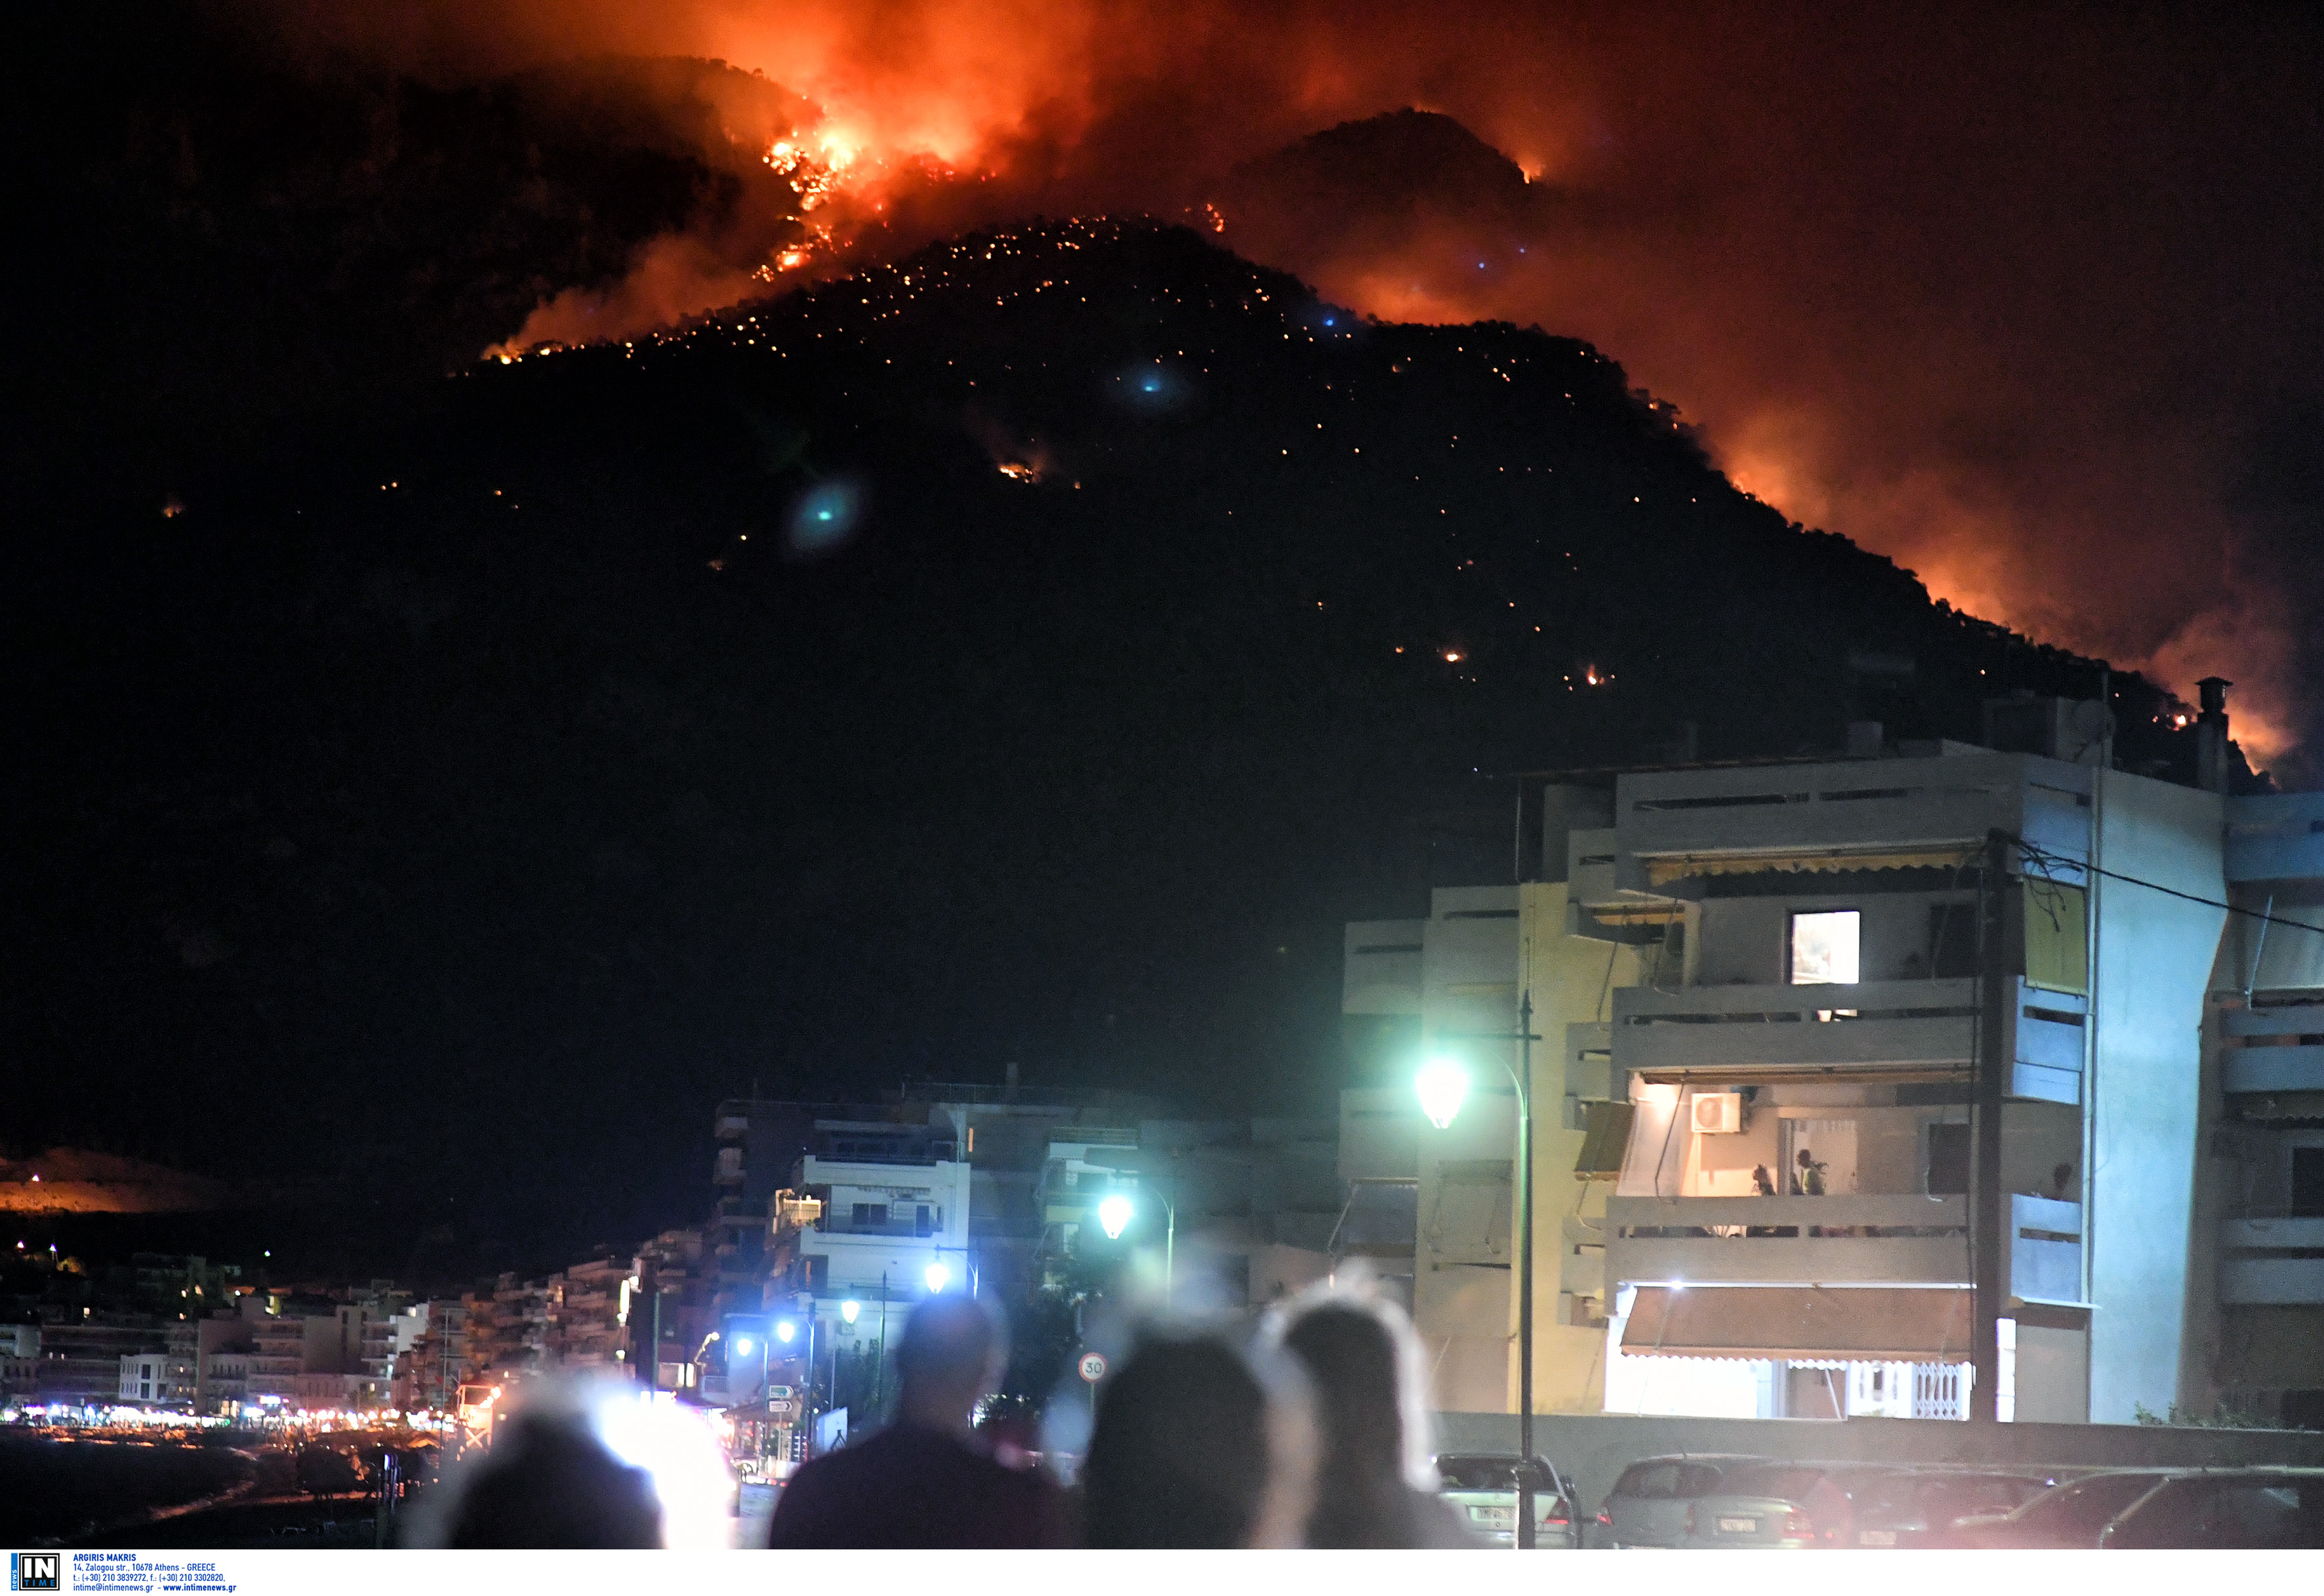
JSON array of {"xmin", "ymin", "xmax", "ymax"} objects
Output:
[
  {"xmin": 1521, "ymin": 881, "xmax": 1642, "ymax": 1412},
  {"xmin": 1433, "ymin": 1408, "xmax": 2324, "ymax": 1516},
  {"xmin": 2089, "ymin": 774, "xmax": 2226, "ymax": 1422},
  {"xmin": 1415, "ymin": 1092, "xmax": 1517, "ymax": 1414}
]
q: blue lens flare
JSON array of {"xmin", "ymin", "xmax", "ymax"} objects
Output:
[
  {"xmin": 1113, "ymin": 361, "xmax": 1191, "ymax": 413},
  {"xmin": 787, "ymin": 481, "xmax": 863, "ymax": 556}
]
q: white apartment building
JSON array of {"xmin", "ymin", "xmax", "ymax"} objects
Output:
[
  {"xmin": 1345, "ymin": 695, "xmax": 2323, "ymax": 1426},
  {"xmin": 770, "ymin": 1117, "xmax": 973, "ymax": 1395}
]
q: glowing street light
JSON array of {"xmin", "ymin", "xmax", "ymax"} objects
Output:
[
  {"xmin": 1417, "ymin": 1057, "xmax": 1470, "ymax": 1130},
  {"xmin": 1097, "ymin": 1192, "xmax": 1133, "ymax": 1241},
  {"xmin": 774, "ymin": 1320, "xmax": 796, "ymax": 1344},
  {"xmin": 841, "ymin": 1300, "xmax": 861, "ymax": 1326},
  {"xmin": 924, "ymin": 1261, "xmax": 950, "ymax": 1294},
  {"xmin": 731, "ymin": 1334, "xmax": 754, "ymax": 1359},
  {"xmin": 1417, "ymin": 994, "xmax": 1544, "ymax": 1547}
]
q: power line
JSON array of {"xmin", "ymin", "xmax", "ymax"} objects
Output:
[{"xmin": 2010, "ymin": 834, "xmax": 2323, "ymax": 937}]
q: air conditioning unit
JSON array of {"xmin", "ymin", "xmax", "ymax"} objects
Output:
[{"xmin": 1692, "ymin": 1092, "xmax": 1743, "ymax": 1134}]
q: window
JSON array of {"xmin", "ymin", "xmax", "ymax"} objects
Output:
[
  {"xmin": 2292, "ymin": 1147, "xmax": 2324, "ymax": 1218},
  {"xmin": 914, "ymin": 1204, "xmax": 933, "ymax": 1237},
  {"xmin": 1615, "ymin": 1462, "xmax": 1681, "ymax": 1500},
  {"xmin": 1927, "ymin": 1122, "xmax": 1970, "ymax": 1197},
  {"xmin": 2022, "ymin": 882, "xmax": 2089, "ymax": 994},
  {"xmin": 1927, "ymin": 902, "xmax": 1980, "ymax": 978},
  {"xmin": 850, "ymin": 1202, "xmax": 889, "ymax": 1229},
  {"xmin": 1789, "ymin": 910, "xmax": 1860, "ymax": 985}
]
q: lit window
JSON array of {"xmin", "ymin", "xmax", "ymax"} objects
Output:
[{"xmin": 1789, "ymin": 910, "xmax": 1860, "ymax": 985}]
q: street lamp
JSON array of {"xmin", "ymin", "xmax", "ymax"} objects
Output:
[
  {"xmin": 1097, "ymin": 1193, "xmax": 1133, "ymax": 1240},
  {"xmin": 1417, "ymin": 1057, "xmax": 1469, "ymax": 1130},
  {"xmin": 731, "ymin": 1323, "xmax": 773, "ymax": 1475},
  {"xmin": 1421, "ymin": 990, "xmax": 1543, "ymax": 1549},
  {"xmin": 1094, "ymin": 1189, "xmax": 1177, "ymax": 1306},
  {"xmin": 841, "ymin": 1300, "xmax": 860, "ymax": 1326},
  {"xmin": 924, "ymin": 1261, "xmax": 950, "ymax": 1294}
]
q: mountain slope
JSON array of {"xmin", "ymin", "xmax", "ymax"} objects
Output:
[{"xmin": 15, "ymin": 217, "xmax": 2228, "ymax": 1270}]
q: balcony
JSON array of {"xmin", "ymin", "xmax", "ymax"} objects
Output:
[
  {"xmin": 2218, "ymin": 1216, "xmax": 2324, "ymax": 1305},
  {"xmin": 1608, "ymin": 1194, "xmax": 1968, "ymax": 1287},
  {"xmin": 1610, "ymin": 756, "xmax": 2089, "ymax": 884},
  {"xmin": 2225, "ymin": 793, "xmax": 2324, "ymax": 884},
  {"xmin": 2220, "ymin": 1007, "xmax": 2324, "ymax": 1096},
  {"xmin": 1613, "ymin": 979, "xmax": 1976, "ymax": 1083},
  {"xmin": 1605, "ymin": 1193, "xmax": 2080, "ymax": 1301},
  {"xmin": 1610, "ymin": 978, "xmax": 2083, "ymax": 1103}
]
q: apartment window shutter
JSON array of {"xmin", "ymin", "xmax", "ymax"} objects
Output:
[
  {"xmin": 1574, "ymin": 1100, "xmax": 1635, "ymax": 1180},
  {"xmin": 2022, "ymin": 882, "xmax": 2089, "ymax": 994}
]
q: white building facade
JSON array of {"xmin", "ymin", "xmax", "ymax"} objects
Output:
[{"xmin": 1345, "ymin": 703, "xmax": 2323, "ymax": 1425}]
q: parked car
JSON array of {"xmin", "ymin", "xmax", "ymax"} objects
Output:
[
  {"xmin": 1434, "ymin": 1453, "xmax": 1580, "ymax": 1548},
  {"xmin": 1944, "ymin": 1470, "xmax": 2179, "ymax": 1547},
  {"xmin": 1679, "ymin": 1462, "xmax": 1907, "ymax": 1549},
  {"xmin": 1845, "ymin": 1469, "xmax": 2062, "ymax": 1547},
  {"xmin": 1590, "ymin": 1454, "xmax": 1766, "ymax": 1547},
  {"xmin": 2098, "ymin": 1471, "xmax": 2324, "ymax": 1549}
]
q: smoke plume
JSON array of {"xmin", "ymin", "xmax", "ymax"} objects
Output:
[{"xmin": 250, "ymin": 0, "xmax": 2324, "ymax": 775}]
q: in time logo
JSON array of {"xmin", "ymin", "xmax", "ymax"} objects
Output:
[{"xmin": 11, "ymin": 1552, "xmax": 62, "ymax": 1592}]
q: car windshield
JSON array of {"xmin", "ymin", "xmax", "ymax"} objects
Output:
[
  {"xmin": 1721, "ymin": 1465, "xmax": 1827, "ymax": 1502},
  {"xmin": 2014, "ymin": 1474, "xmax": 2167, "ymax": 1534},
  {"xmin": 1438, "ymin": 1456, "xmax": 1555, "ymax": 1492}
]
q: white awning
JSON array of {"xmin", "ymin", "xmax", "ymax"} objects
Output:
[{"xmin": 1620, "ymin": 1285, "xmax": 1974, "ymax": 1362}]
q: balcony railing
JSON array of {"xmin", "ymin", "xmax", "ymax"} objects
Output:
[
  {"xmin": 1613, "ymin": 980, "xmax": 1977, "ymax": 1076},
  {"xmin": 1610, "ymin": 978, "xmax": 2084, "ymax": 1103},
  {"xmin": 1608, "ymin": 1194, "xmax": 1968, "ymax": 1287},
  {"xmin": 1606, "ymin": 1193, "xmax": 2081, "ymax": 1301},
  {"xmin": 2218, "ymin": 1215, "xmax": 2324, "ymax": 1305}
]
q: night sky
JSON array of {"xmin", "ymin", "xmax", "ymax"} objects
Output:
[{"xmin": 10, "ymin": 2, "xmax": 2314, "ymax": 1280}]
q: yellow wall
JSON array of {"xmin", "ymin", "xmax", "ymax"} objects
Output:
[{"xmin": 1517, "ymin": 881, "xmax": 1643, "ymax": 1413}]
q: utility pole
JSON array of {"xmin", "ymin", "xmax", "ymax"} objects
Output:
[
  {"xmin": 1971, "ymin": 829, "xmax": 2010, "ymax": 1423},
  {"xmin": 1514, "ymin": 989, "xmax": 1538, "ymax": 1549},
  {"xmin": 1425, "ymin": 993, "xmax": 1541, "ymax": 1546}
]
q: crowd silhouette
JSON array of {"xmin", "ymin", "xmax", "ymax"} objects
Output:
[{"xmin": 418, "ymin": 1283, "xmax": 1478, "ymax": 1549}]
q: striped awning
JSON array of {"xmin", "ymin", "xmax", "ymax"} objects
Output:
[
  {"xmin": 1620, "ymin": 1285, "xmax": 1974, "ymax": 1362},
  {"xmin": 1646, "ymin": 846, "xmax": 1980, "ymax": 887}
]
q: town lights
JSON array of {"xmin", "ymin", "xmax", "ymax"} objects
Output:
[
  {"xmin": 1416, "ymin": 1057, "xmax": 1470, "ymax": 1130},
  {"xmin": 1097, "ymin": 1192, "xmax": 1133, "ymax": 1240},
  {"xmin": 775, "ymin": 1320, "xmax": 796, "ymax": 1344},
  {"xmin": 731, "ymin": 1335, "xmax": 754, "ymax": 1359},
  {"xmin": 924, "ymin": 1261, "xmax": 950, "ymax": 1294},
  {"xmin": 841, "ymin": 1300, "xmax": 860, "ymax": 1325}
]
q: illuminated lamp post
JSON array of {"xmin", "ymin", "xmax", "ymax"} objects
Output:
[
  {"xmin": 1096, "ymin": 1189, "xmax": 1176, "ymax": 1306},
  {"xmin": 731, "ymin": 1322, "xmax": 773, "ymax": 1474},
  {"xmin": 1421, "ymin": 989, "xmax": 1543, "ymax": 1549}
]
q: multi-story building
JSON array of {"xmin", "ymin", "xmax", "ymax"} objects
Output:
[
  {"xmin": 1344, "ymin": 689, "xmax": 2318, "ymax": 1426},
  {"xmin": 548, "ymin": 1259, "xmax": 626, "ymax": 1373},
  {"xmin": 2194, "ymin": 788, "xmax": 2324, "ymax": 1427},
  {"xmin": 716, "ymin": 1081, "xmax": 1164, "ymax": 1325},
  {"xmin": 30, "ymin": 1312, "xmax": 167, "ymax": 1406},
  {"xmin": 396, "ymin": 1300, "xmax": 469, "ymax": 1412},
  {"xmin": 1340, "ymin": 874, "xmax": 1648, "ymax": 1414},
  {"xmin": 1, "ymin": 1325, "xmax": 41, "ymax": 1401},
  {"xmin": 1033, "ymin": 1119, "xmax": 1341, "ymax": 1309}
]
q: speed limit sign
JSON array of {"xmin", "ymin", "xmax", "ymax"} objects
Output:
[{"xmin": 1078, "ymin": 1351, "xmax": 1108, "ymax": 1383}]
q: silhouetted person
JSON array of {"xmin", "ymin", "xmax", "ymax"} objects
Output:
[
  {"xmin": 1082, "ymin": 1332, "xmax": 1313, "ymax": 1547},
  {"xmin": 1275, "ymin": 1298, "xmax": 1475, "ymax": 1548},
  {"xmin": 767, "ymin": 1294, "xmax": 1067, "ymax": 1548},
  {"xmin": 434, "ymin": 1408, "xmax": 663, "ymax": 1548}
]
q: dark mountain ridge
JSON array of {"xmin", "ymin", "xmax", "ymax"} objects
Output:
[{"xmin": 16, "ymin": 209, "xmax": 2243, "ymax": 1272}]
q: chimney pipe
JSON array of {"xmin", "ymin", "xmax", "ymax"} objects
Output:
[{"xmin": 2195, "ymin": 676, "xmax": 2232, "ymax": 794}]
